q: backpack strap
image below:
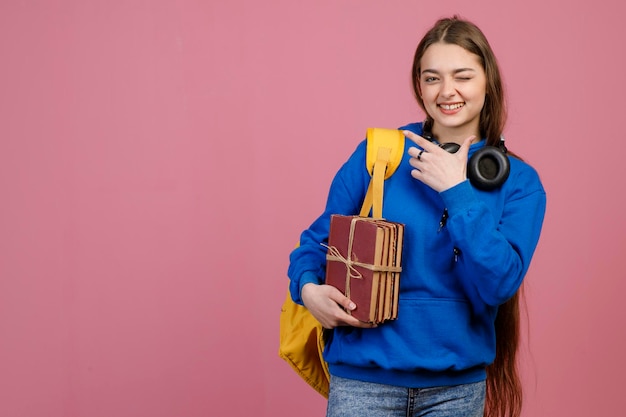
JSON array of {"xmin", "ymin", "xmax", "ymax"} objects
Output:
[
  {"xmin": 359, "ymin": 128, "xmax": 405, "ymax": 219},
  {"xmin": 365, "ymin": 128, "xmax": 405, "ymax": 178}
]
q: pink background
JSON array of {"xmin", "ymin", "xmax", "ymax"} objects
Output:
[{"xmin": 0, "ymin": 1, "xmax": 624, "ymax": 416}]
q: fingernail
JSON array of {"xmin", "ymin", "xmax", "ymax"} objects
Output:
[{"xmin": 348, "ymin": 302, "xmax": 356, "ymax": 310}]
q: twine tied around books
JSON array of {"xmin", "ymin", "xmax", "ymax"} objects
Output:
[{"xmin": 322, "ymin": 217, "xmax": 401, "ymax": 300}]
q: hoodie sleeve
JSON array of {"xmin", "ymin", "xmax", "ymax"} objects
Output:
[{"xmin": 439, "ymin": 161, "xmax": 546, "ymax": 306}]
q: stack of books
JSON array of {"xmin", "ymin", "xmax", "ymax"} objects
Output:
[{"xmin": 324, "ymin": 214, "xmax": 404, "ymax": 324}]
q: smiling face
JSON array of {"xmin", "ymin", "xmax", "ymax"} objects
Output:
[{"xmin": 418, "ymin": 42, "xmax": 487, "ymax": 144}]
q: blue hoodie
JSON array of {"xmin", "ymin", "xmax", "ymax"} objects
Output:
[{"xmin": 287, "ymin": 122, "xmax": 546, "ymax": 388}]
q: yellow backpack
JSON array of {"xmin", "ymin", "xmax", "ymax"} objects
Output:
[{"xmin": 278, "ymin": 128, "xmax": 405, "ymax": 397}]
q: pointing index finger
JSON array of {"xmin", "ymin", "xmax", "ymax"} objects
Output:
[{"xmin": 402, "ymin": 130, "xmax": 438, "ymax": 152}]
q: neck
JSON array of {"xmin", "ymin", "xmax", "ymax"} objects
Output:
[{"xmin": 431, "ymin": 124, "xmax": 480, "ymax": 145}]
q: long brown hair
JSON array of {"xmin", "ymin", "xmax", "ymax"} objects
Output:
[{"xmin": 412, "ymin": 17, "xmax": 523, "ymax": 417}]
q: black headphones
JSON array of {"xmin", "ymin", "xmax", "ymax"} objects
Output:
[{"xmin": 422, "ymin": 127, "xmax": 510, "ymax": 191}]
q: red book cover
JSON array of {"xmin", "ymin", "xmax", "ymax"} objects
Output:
[{"xmin": 325, "ymin": 215, "xmax": 385, "ymax": 323}]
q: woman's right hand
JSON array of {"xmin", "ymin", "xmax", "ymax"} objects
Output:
[{"xmin": 300, "ymin": 283, "xmax": 377, "ymax": 329}]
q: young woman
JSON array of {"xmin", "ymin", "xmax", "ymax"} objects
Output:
[{"xmin": 287, "ymin": 16, "xmax": 546, "ymax": 417}]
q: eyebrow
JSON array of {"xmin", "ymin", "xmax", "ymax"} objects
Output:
[{"xmin": 421, "ymin": 68, "xmax": 477, "ymax": 75}]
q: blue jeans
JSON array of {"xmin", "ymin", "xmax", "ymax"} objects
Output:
[{"xmin": 326, "ymin": 375, "xmax": 485, "ymax": 417}]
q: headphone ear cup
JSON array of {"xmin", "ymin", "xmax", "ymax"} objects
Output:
[
  {"xmin": 467, "ymin": 147, "xmax": 510, "ymax": 190},
  {"xmin": 439, "ymin": 142, "xmax": 460, "ymax": 153}
]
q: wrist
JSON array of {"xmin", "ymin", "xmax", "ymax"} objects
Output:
[{"xmin": 299, "ymin": 272, "xmax": 320, "ymax": 301}]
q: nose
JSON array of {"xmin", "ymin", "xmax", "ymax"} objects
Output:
[{"xmin": 440, "ymin": 78, "xmax": 457, "ymax": 98}]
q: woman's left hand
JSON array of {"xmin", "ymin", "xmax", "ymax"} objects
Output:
[{"xmin": 404, "ymin": 130, "xmax": 474, "ymax": 193}]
